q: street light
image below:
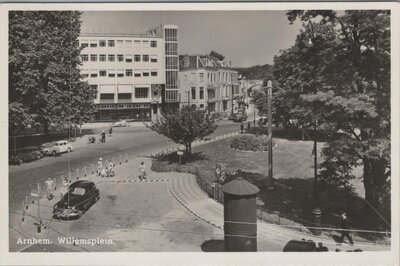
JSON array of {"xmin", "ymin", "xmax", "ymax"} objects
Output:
[
  {"xmin": 307, "ymin": 20, "xmax": 322, "ymax": 234},
  {"xmin": 266, "ymin": 80, "xmax": 273, "ymax": 188}
]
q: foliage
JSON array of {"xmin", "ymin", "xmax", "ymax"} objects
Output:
[
  {"xmin": 267, "ymin": 10, "xmax": 391, "ymax": 224},
  {"xmin": 236, "ymin": 63, "xmax": 273, "ymax": 80},
  {"xmin": 9, "ymin": 11, "xmax": 96, "ymax": 135},
  {"xmin": 209, "ymin": 50, "xmax": 225, "ymax": 61},
  {"xmin": 146, "ymin": 105, "xmax": 217, "ymax": 154},
  {"xmin": 230, "ymin": 135, "xmax": 272, "ymax": 152}
]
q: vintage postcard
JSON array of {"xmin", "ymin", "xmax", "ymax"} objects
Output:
[{"xmin": 0, "ymin": 2, "xmax": 398, "ymax": 265}]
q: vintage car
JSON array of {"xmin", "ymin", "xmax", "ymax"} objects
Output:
[
  {"xmin": 41, "ymin": 140, "xmax": 73, "ymax": 156},
  {"xmin": 9, "ymin": 146, "xmax": 43, "ymax": 165},
  {"xmin": 111, "ymin": 120, "xmax": 129, "ymax": 127},
  {"xmin": 53, "ymin": 180, "xmax": 100, "ymax": 220}
]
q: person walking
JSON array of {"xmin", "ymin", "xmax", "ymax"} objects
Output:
[
  {"xmin": 109, "ymin": 127, "xmax": 113, "ymax": 137},
  {"xmin": 107, "ymin": 161, "xmax": 115, "ymax": 178},
  {"xmin": 138, "ymin": 162, "xmax": 146, "ymax": 180},
  {"xmin": 45, "ymin": 177, "xmax": 54, "ymax": 200},
  {"xmin": 97, "ymin": 158, "xmax": 103, "ymax": 177},
  {"xmin": 339, "ymin": 212, "xmax": 354, "ymax": 245},
  {"xmin": 100, "ymin": 130, "xmax": 106, "ymax": 143}
]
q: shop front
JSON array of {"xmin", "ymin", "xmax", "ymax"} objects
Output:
[{"xmin": 95, "ymin": 103, "xmax": 152, "ymax": 122}]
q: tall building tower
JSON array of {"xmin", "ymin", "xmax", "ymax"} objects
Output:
[{"xmin": 163, "ymin": 25, "xmax": 180, "ymax": 110}]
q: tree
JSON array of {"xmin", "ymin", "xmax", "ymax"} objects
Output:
[
  {"xmin": 267, "ymin": 10, "xmax": 390, "ymax": 227},
  {"xmin": 146, "ymin": 106, "xmax": 217, "ymax": 155},
  {"xmin": 9, "ymin": 11, "xmax": 96, "ymax": 135},
  {"xmin": 209, "ymin": 50, "xmax": 225, "ymax": 61}
]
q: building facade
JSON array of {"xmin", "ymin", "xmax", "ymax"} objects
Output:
[
  {"xmin": 78, "ymin": 25, "xmax": 179, "ymax": 121},
  {"xmin": 178, "ymin": 55, "xmax": 240, "ymax": 116}
]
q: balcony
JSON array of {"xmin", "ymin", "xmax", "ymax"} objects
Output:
[{"xmin": 99, "ymin": 99, "xmax": 115, "ymax": 104}]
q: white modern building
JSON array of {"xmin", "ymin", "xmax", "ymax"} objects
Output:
[
  {"xmin": 78, "ymin": 25, "xmax": 179, "ymax": 121},
  {"xmin": 178, "ymin": 55, "xmax": 240, "ymax": 116}
]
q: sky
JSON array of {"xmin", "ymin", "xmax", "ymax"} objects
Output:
[{"xmin": 81, "ymin": 11, "xmax": 303, "ymax": 67}]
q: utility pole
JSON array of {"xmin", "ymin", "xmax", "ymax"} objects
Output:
[{"xmin": 267, "ymin": 80, "xmax": 273, "ymax": 188}]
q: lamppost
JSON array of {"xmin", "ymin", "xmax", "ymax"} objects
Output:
[
  {"xmin": 307, "ymin": 20, "xmax": 322, "ymax": 234},
  {"xmin": 266, "ymin": 80, "xmax": 273, "ymax": 188}
]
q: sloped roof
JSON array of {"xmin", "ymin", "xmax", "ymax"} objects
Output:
[{"xmin": 221, "ymin": 178, "xmax": 260, "ymax": 196}]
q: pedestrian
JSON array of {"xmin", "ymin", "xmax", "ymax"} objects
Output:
[
  {"xmin": 45, "ymin": 177, "xmax": 54, "ymax": 200},
  {"xmin": 138, "ymin": 161, "xmax": 146, "ymax": 180},
  {"xmin": 107, "ymin": 161, "xmax": 115, "ymax": 177},
  {"xmin": 100, "ymin": 130, "xmax": 106, "ymax": 143},
  {"xmin": 109, "ymin": 127, "xmax": 113, "ymax": 137},
  {"xmin": 339, "ymin": 212, "xmax": 354, "ymax": 245},
  {"xmin": 97, "ymin": 157, "xmax": 103, "ymax": 176},
  {"xmin": 247, "ymin": 121, "xmax": 251, "ymax": 131},
  {"xmin": 101, "ymin": 167, "xmax": 107, "ymax": 178},
  {"xmin": 240, "ymin": 122, "xmax": 244, "ymax": 133}
]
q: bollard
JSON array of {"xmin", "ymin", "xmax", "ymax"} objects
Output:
[
  {"xmin": 25, "ymin": 196, "xmax": 29, "ymax": 210},
  {"xmin": 76, "ymin": 169, "xmax": 79, "ymax": 180},
  {"xmin": 21, "ymin": 201, "xmax": 25, "ymax": 222},
  {"xmin": 119, "ymin": 155, "xmax": 122, "ymax": 165},
  {"xmin": 84, "ymin": 166, "xmax": 87, "ymax": 177},
  {"xmin": 91, "ymin": 163, "xmax": 94, "ymax": 174},
  {"xmin": 312, "ymin": 207, "xmax": 322, "ymax": 236},
  {"xmin": 125, "ymin": 153, "xmax": 128, "ymax": 163}
]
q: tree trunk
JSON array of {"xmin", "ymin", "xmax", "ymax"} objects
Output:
[
  {"xmin": 43, "ymin": 121, "xmax": 49, "ymax": 134},
  {"xmin": 363, "ymin": 157, "xmax": 388, "ymax": 228}
]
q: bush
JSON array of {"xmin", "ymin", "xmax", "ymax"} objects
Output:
[{"xmin": 230, "ymin": 135, "xmax": 272, "ymax": 152}]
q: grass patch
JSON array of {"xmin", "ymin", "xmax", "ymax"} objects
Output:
[{"xmin": 230, "ymin": 134, "xmax": 273, "ymax": 152}]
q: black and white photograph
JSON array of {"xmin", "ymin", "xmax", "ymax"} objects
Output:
[{"xmin": 1, "ymin": 2, "xmax": 399, "ymax": 265}]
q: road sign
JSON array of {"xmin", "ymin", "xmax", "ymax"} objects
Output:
[
  {"xmin": 177, "ymin": 151, "xmax": 184, "ymax": 156},
  {"xmin": 31, "ymin": 193, "xmax": 38, "ymax": 197}
]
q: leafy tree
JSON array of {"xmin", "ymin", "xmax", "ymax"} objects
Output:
[
  {"xmin": 209, "ymin": 50, "xmax": 225, "ymax": 61},
  {"xmin": 236, "ymin": 64, "xmax": 273, "ymax": 80},
  {"xmin": 9, "ymin": 11, "xmax": 96, "ymax": 135},
  {"xmin": 146, "ymin": 106, "xmax": 217, "ymax": 155},
  {"xmin": 263, "ymin": 10, "xmax": 390, "ymax": 227}
]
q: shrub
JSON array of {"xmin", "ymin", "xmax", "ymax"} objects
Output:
[{"xmin": 230, "ymin": 135, "xmax": 272, "ymax": 152}]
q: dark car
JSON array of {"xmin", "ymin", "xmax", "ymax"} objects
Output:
[
  {"xmin": 283, "ymin": 239, "xmax": 327, "ymax": 252},
  {"xmin": 9, "ymin": 146, "xmax": 43, "ymax": 165},
  {"xmin": 53, "ymin": 180, "xmax": 100, "ymax": 220}
]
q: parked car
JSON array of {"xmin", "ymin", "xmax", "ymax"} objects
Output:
[
  {"xmin": 53, "ymin": 180, "xmax": 100, "ymax": 220},
  {"xmin": 283, "ymin": 239, "xmax": 317, "ymax": 252},
  {"xmin": 9, "ymin": 146, "xmax": 43, "ymax": 165},
  {"xmin": 111, "ymin": 120, "xmax": 129, "ymax": 127},
  {"xmin": 257, "ymin": 116, "xmax": 268, "ymax": 127},
  {"xmin": 41, "ymin": 140, "xmax": 73, "ymax": 156}
]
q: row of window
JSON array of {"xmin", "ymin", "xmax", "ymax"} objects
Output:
[
  {"xmin": 81, "ymin": 54, "xmax": 158, "ymax": 63},
  {"xmin": 80, "ymin": 40, "xmax": 157, "ymax": 49},
  {"xmin": 99, "ymin": 89, "xmax": 149, "ymax": 100},
  {"xmin": 191, "ymin": 87, "xmax": 205, "ymax": 100},
  {"xmin": 82, "ymin": 69, "xmax": 159, "ymax": 78},
  {"xmin": 185, "ymin": 71, "xmax": 234, "ymax": 83}
]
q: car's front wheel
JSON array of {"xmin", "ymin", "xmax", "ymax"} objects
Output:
[{"xmin": 67, "ymin": 147, "xmax": 72, "ymax": 152}]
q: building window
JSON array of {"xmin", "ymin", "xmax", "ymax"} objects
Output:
[
  {"xmin": 134, "ymin": 70, "xmax": 141, "ymax": 77},
  {"xmin": 90, "ymin": 54, "xmax": 97, "ymax": 62},
  {"xmin": 143, "ymin": 70, "xmax": 150, "ymax": 77},
  {"xmin": 99, "ymin": 70, "xmax": 107, "ymax": 77},
  {"xmin": 108, "ymin": 55, "xmax": 115, "ymax": 62},
  {"xmin": 90, "ymin": 85, "xmax": 98, "ymax": 99},
  {"xmin": 199, "ymin": 87, "xmax": 204, "ymax": 99},
  {"xmin": 166, "ymin": 57, "xmax": 178, "ymax": 69},
  {"xmin": 90, "ymin": 42, "xmax": 97, "ymax": 48},
  {"xmin": 142, "ymin": 40, "xmax": 149, "ymax": 48},
  {"xmin": 81, "ymin": 70, "xmax": 89, "ymax": 78},
  {"xmin": 99, "ymin": 40, "xmax": 106, "ymax": 47},
  {"xmin": 135, "ymin": 87, "xmax": 148, "ymax": 98},
  {"xmin": 150, "ymin": 41, "xmax": 157, "ymax": 47},
  {"xmin": 165, "ymin": 28, "xmax": 178, "ymax": 42},
  {"xmin": 117, "ymin": 54, "xmax": 124, "ymax": 62},
  {"xmin": 191, "ymin": 87, "xmax": 196, "ymax": 100},
  {"xmin": 125, "ymin": 55, "xmax": 132, "ymax": 62},
  {"xmin": 134, "ymin": 55, "xmax": 141, "ymax": 62},
  {"xmin": 90, "ymin": 70, "xmax": 98, "ymax": 78},
  {"xmin": 150, "ymin": 55, "xmax": 157, "ymax": 63},
  {"xmin": 81, "ymin": 54, "xmax": 88, "ymax": 62},
  {"xmin": 108, "ymin": 70, "xmax": 115, "ymax": 77},
  {"xmin": 126, "ymin": 69, "xmax": 133, "ymax": 77},
  {"xmin": 134, "ymin": 40, "xmax": 141, "ymax": 48},
  {"xmin": 151, "ymin": 70, "xmax": 157, "ymax": 77},
  {"xmin": 143, "ymin": 55, "xmax": 149, "ymax": 62},
  {"xmin": 116, "ymin": 40, "xmax": 123, "ymax": 47},
  {"xmin": 165, "ymin": 43, "xmax": 178, "ymax": 55},
  {"xmin": 199, "ymin": 73, "xmax": 204, "ymax": 82},
  {"xmin": 117, "ymin": 69, "xmax": 124, "ymax": 77},
  {"xmin": 80, "ymin": 41, "xmax": 88, "ymax": 48},
  {"xmin": 108, "ymin": 40, "xmax": 115, "ymax": 47},
  {"xmin": 100, "ymin": 93, "xmax": 114, "ymax": 100},
  {"xmin": 200, "ymin": 104, "xmax": 204, "ymax": 109},
  {"xmin": 99, "ymin": 54, "xmax": 106, "ymax": 62},
  {"xmin": 125, "ymin": 40, "xmax": 132, "ymax": 48},
  {"xmin": 118, "ymin": 93, "xmax": 131, "ymax": 100}
]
